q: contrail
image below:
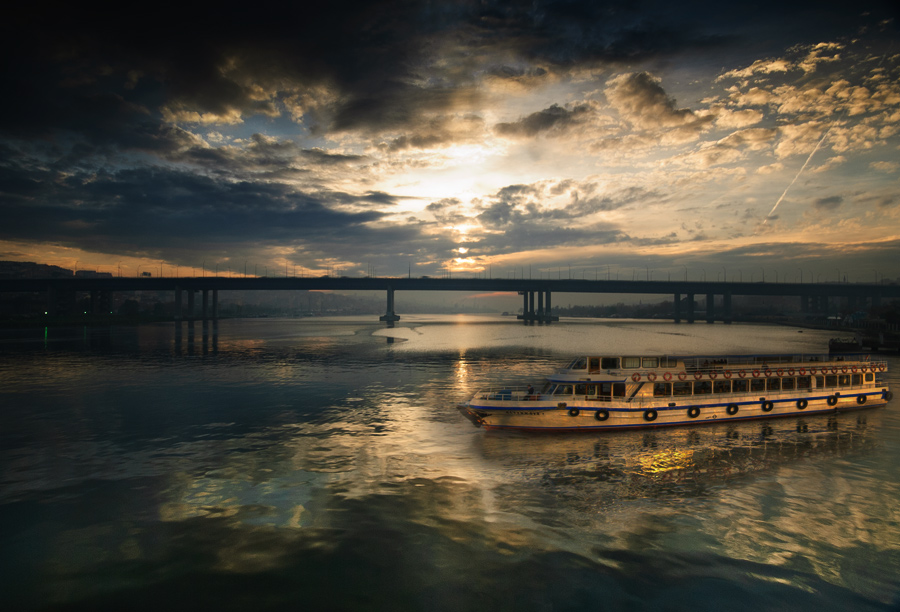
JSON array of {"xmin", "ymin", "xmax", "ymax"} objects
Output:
[{"xmin": 758, "ymin": 123, "xmax": 833, "ymax": 232}]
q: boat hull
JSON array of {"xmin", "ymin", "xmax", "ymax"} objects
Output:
[{"xmin": 459, "ymin": 390, "xmax": 890, "ymax": 431}]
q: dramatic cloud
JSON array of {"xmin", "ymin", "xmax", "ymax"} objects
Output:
[{"xmin": 0, "ymin": 0, "xmax": 898, "ymax": 280}]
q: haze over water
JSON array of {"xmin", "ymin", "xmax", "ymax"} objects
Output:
[{"xmin": 1, "ymin": 316, "xmax": 898, "ymax": 611}]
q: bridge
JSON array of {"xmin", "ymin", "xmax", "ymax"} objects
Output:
[{"xmin": 2, "ymin": 275, "xmax": 898, "ymax": 324}]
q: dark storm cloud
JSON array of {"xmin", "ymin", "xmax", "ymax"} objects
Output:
[
  {"xmin": 0, "ymin": 161, "xmax": 385, "ymax": 256},
  {"xmin": 494, "ymin": 103, "xmax": 593, "ymax": 137}
]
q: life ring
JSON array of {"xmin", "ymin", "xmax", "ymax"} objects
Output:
[
  {"xmin": 694, "ymin": 371, "xmax": 703, "ymax": 380},
  {"xmin": 632, "ymin": 373, "xmax": 641, "ymax": 382},
  {"xmin": 663, "ymin": 372, "xmax": 672, "ymax": 382},
  {"xmin": 678, "ymin": 372, "xmax": 687, "ymax": 381},
  {"xmin": 643, "ymin": 409, "xmax": 658, "ymax": 422},
  {"xmin": 830, "ymin": 366, "xmax": 837, "ymax": 374},
  {"xmin": 799, "ymin": 368, "xmax": 806, "ymax": 375},
  {"xmin": 809, "ymin": 367, "xmax": 817, "ymax": 375},
  {"xmin": 796, "ymin": 399, "xmax": 807, "ymax": 410},
  {"xmin": 851, "ymin": 365, "xmax": 857, "ymax": 373},
  {"xmin": 761, "ymin": 401, "xmax": 773, "ymax": 412},
  {"xmin": 710, "ymin": 371, "xmax": 718, "ymax": 379},
  {"xmin": 568, "ymin": 407, "xmax": 580, "ymax": 417},
  {"xmin": 856, "ymin": 395, "xmax": 867, "ymax": 405},
  {"xmin": 879, "ymin": 364, "xmax": 886, "ymax": 372},
  {"xmin": 687, "ymin": 406, "xmax": 700, "ymax": 418},
  {"xmin": 841, "ymin": 365, "xmax": 848, "ymax": 373},
  {"xmin": 647, "ymin": 372, "xmax": 657, "ymax": 382},
  {"xmin": 860, "ymin": 366, "xmax": 867, "ymax": 373},
  {"xmin": 738, "ymin": 370, "xmax": 747, "ymax": 379},
  {"xmin": 827, "ymin": 395, "xmax": 838, "ymax": 407},
  {"xmin": 788, "ymin": 368, "xmax": 795, "ymax": 376},
  {"xmin": 727, "ymin": 404, "xmax": 739, "ymax": 415},
  {"xmin": 776, "ymin": 368, "xmax": 784, "ymax": 376},
  {"xmin": 764, "ymin": 369, "xmax": 773, "ymax": 378},
  {"xmin": 595, "ymin": 409, "xmax": 609, "ymax": 421},
  {"xmin": 723, "ymin": 370, "xmax": 732, "ymax": 379},
  {"xmin": 752, "ymin": 370, "xmax": 760, "ymax": 378}
]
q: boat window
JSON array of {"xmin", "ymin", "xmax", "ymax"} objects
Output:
[
  {"xmin": 575, "ymin": 384, "xmax": 589, "ymax": 395},
  {"xmin": 782, "ymin": 378, "xmax": 795, "ymax": 391},
  {"xmin": 815, "ymin": 376, "xmax": 825, "ymax": 388},
  {"xmin": 673, "ymin": 382, "xmax": 692, "ymax": 396},
  {"xmin": 598, "ymin": 383, "xmax": 612, "ymax": 396},
  {"xmin": 659, "ymin": 357, "xmax": 678, "ymax": 368},
  {"xmin": 851, "ymin": 374, "xmax": 862, "ymax": 385},
  {"xmin": 642, "ymin": 357, "xmax": 659, "ymax": 368},
  {"xmin": 732, "ymin": 379, "xmax": 749, "ymax": 393},
  {"xmin": 569, "ymin": 358, "xmax": 587, "ymax": 370},
  {"xmin": 838, "ymin": 375, "xmax": 850, "ymax": 387},
  {"xmin": 543, "ymin": 384, "xmax": 557, "ymax": 395},
  {"xmin": 653, "ymin": 382, "xmax": 671, "ymax": 397},
  {"xmin": 601, "ymin": 358, "xmax": 620, "ymax": 369},
  {"xmin": 589, "ymin": 358, "xmax": 600, "ymax": 371},
  {"xmin": 694, "ymin": 381, "xmax": 712, "ymax": 395},
  {"xmin": 750, "ymin": 379, "xmax": 766, "ymax": 392},
  {"xmin": 613, "ymin": 383, "xmax": 626, "ymax": 397},
  {"xmin": 713, "ymin": 380, "xmax": 731, "ymax": 393},
  {"xmin": 797, "ymin": 376, "xmax": 811, "ymax": 389},
  {"xmin": 767, "ymin": 378, "xmax": 781, "ymax": 391},
  {"xmin": 554, "ymin": 385, "xmax": 573, "ymax": 395},
  {"xmin": 865, "ymin": 373, "xmax": 873, "ymax": 382},
  {"xmin": 826, "ymin": 375, "xmax": 838, "ymax": 388},
  {"xmin": 623, "ymin": 357, "xmax": 641, "ymax": 369}
]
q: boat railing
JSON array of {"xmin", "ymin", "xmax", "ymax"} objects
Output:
[{"xmin": 476, "ymin": 387, "xmax": 542, "ymax": 401}]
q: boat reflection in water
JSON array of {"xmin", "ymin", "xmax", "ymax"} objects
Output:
[{"xmin": 472, "ymin": 409, "xmax": 883, "ymax": 504}]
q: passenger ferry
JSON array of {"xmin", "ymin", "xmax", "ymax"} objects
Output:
[{"xmin": 457, "ymin": 353, "xmax": 892, "ymax": 431}]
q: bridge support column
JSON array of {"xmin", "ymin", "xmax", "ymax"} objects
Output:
[
  {"xmin": 379, "ymin": 286, "xmax": 400, "ymax": 322},
  {"xmin": 537, "ymin": 291, "xmax": 544, "ymax": 319},
  {"xmin": 213, "ymin": 290, "xmax": 219, "ymax": 321},
  {"xmin": 673, "ymin": 293, "xmax": 681, "ymax": 323},
  {"xmin": 723, "ymin": 293, "xmax": 732, "ymax": 324},
  {"xmin": 187, "ymin": 290, "xmax": 195, "ymax": 321},
  {"xmin": 202, "ymin": 290, "xmax": 209, "ymax": 321},
  {"xmin": 686, "ymin": 293, "xmax": 695, "ymax": 324},
  {"xmin": 175, "ymin": 286, "xmax": 182, "ymax": 321},
  {"xmin": 706, "ymin": 293, "xmax": 715, "ymax": 324}
]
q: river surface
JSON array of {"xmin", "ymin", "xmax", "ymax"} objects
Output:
[{"xmin": 1, "ymin": 316, "xmax": 898, "ymax": 611}]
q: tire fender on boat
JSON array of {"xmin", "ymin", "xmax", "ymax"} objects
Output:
[
  {"xmin": 796, "ymin": 399, "xmax": 808, "ymax": 410},
  {"xmin": 760, "ymin": 401, "xmax": 773, "ymax": 412},
  {"xmin": 857, "ymin": 395, "xmax": 867, "ymax": 405},
  {"xmin": 884, "ymin": 390, "xmax": 894, "ymax": 401},
  {"xmin": 595, "ymin": 409, "xmax": 609, "ymax": 421},
  {"xmin": 568, "ymin": 407, "xmax": 580, "ymax": 417},
  {"xmin": 643, "ymin": 409, "xmax": 658, "ymax": 422},
  {"xmin": 727, "ymin": 404, "xmax": 740, "ymax": 415},
  {"xmin": 827, "ymin": 395, "xmax": 838, "ymax": 407},
  {"xmin": 687, "ymin": 406, "xmax": 700, "ymax": 418}
]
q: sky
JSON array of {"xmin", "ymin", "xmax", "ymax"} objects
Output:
[{"xmin": 1, "ymin": 0, "xmax": 899, "ymax": 287}]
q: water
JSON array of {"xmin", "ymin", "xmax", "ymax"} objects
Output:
[{"xmin": 1, "ymin": 316, "xmax": 898, "ymax": 611}]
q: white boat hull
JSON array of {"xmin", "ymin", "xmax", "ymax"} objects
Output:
[{"xmin": 459, "ymin": 390, "xmax": 890, "ymax": 431}]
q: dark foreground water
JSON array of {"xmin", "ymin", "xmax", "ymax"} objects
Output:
[{"xmin": 1, "ymin": 316, "xmax": 898, "ymax": 611}]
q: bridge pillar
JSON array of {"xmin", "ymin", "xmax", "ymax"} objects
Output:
[
  {"xmin": 723, "ymin": 293, "xmax": 732, "ymax": 324},
  {"xmin": 706, "ymin": 293, "xmax": 715, "ymax": 324},
  {"xmin": 673, "ymin": 293, "xmax": 681, "ymax": 323},
  {"xmin": 686, "ymin": 293, "xmax": 695, "ymax": 324},
  {"xmin": 212, "ymin": 290, "xmax": 219, "ymax": 321},
  {"xmin": 522, "ymin": 292, "xmax": 528, "ymax": 318},
  {"xmin": 379, "ymin": 286, "xmax": 400, "ymax": 322},
  {"xmin": 202, "ymin": 289, "xmax": 209, "ymax": 321},
  {"xmin": 175, "ymin": 286, "xmax": 182, "ymax": 321},
  {"xmin": 529, "ymin": 291, "xmax": 535, "ymax": 317},
  {"xmin": 537, "ymin": 291, "xmax": 544, "ymax": 318},
  {"xmin": 545, "ymin": 291, "xmax": 555, "ymax": 322},
  {"xmin": 187, "ymin": 290, "xmax": 195, "ymax": 321}
]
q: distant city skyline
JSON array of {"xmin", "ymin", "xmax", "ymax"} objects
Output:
[{"xmin": 2, "ymin": 1, "xmax": 899, "ymax": 292}]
